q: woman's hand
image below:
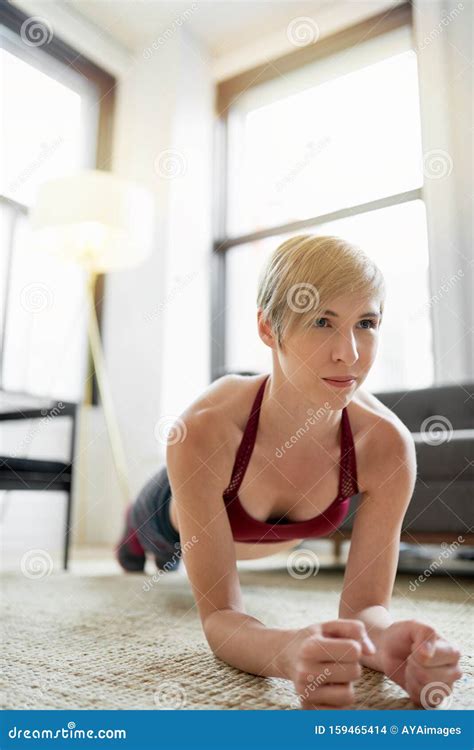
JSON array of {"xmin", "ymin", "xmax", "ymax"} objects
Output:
[
  {"xmin": 379, "ymin": 619, "xmax": 463, "ymax": 707},
  {"xmin": 289, "ymin": 619, "xmax": 376, "ymax": 709}
]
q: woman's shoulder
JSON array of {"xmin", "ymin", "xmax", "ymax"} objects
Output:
[
  {"xmin": 347, "ymin": 386, "xmax": 416, "ymax": 492},
  {"xmin": 349, "ymin": 386, "xmax": 413, "ymax": 437},
  {"xmin": 166, "ymin": 375, "xmax": 268, "ymax": 516},
  {"xmin": 172, "ymin": 373, "xmax": 264, "ymax": 454}
]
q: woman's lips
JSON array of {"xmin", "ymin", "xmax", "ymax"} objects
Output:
[{"xmin": 322, "ymin": 377, "xmax": 356, "ymax": 388}]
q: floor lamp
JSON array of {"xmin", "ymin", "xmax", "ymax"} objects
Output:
[{"xmin": 29, "ymin": 169, "xmax": 155, "ymax": 515}]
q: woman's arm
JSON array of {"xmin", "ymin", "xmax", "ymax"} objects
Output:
[
  {"xmin": 166, "ymin": 409, "xmax": 308, "ymax": 679},
  {"xmin": 338, "ymin": 419, "xmax": 463, "ymax": 703},
  {"xmin": 204, "ymin": 609, "xmax": 310, "ymax": 678},
  {"xmin": 338, "ymin": 418, "xmax": 416, "ymax": 644}
]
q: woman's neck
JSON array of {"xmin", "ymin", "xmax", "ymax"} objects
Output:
[{"xmin": 257, "ymin": 372, "xmax": 345, "ymax": 452}]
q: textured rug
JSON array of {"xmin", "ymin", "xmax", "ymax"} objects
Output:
[{"xmin": 1, "ymin": 567, "xmax": 472, "ymax": 710}]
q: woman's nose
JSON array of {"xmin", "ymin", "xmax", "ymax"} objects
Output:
[{"xmin": 331, "ymin": 330, "xmax": 359, "ymax": 364}]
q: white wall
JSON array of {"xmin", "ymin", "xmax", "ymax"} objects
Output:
[
  {"xmin": 87, "ymin": 25, "xmax": 214, "ymax": 545},
  {"xmin": 160, "ymin": 31, "xmax": 213, "ymax": 421}
]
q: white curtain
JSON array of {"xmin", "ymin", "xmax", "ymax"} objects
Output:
[{"xmin": 412, "ymin": 0, "xmax": 473, "ymax": 383}]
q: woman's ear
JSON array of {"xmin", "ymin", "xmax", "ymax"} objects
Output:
[{"xmin": 257, "ymin": 308, "xmax": 276, "ymax": 349}]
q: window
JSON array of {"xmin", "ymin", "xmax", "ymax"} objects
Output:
[
  {"xmin": 0, "ymin": 7, "xmax": 115, "ymax": 402},
  {"xmin": 215, "ymin": 3, "xmax": 434, "ymax": 392}
]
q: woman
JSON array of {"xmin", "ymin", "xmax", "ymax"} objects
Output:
[{"xmin": 116, "ymin": 234, "xmax": 463, "ymax": 710}]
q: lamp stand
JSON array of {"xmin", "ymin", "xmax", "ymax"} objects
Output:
[{"xmin": 81, "ymin": 272, "xmax": 130, "ymax": 511}]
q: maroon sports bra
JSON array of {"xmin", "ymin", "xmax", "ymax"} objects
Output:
[{"xmin": 222, "ymin": 374, "xmax": 359, "ymax": 543}]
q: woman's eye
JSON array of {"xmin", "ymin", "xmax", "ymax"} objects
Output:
[{"xmin": 313, "ymin": 318, "xmax": 377, "ymax": 329}]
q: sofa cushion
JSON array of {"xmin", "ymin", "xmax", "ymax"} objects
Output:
[
  {"xmin": 374, "ymin": 382, "xmax": 474, "ymax": 432},
  {"xmin": 412, "ymin": 430, "xmax": 474, "ymax": 481},
  {"xmin": 340, "ymin": 479, "xmax": 473, "ymax": 534}
]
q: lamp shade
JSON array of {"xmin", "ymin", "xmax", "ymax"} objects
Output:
[{"xmin": 29, "ymin": 169, "xmax": 155, "ymax": 272}]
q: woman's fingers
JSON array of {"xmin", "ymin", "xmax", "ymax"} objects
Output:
[
  {"xmin": 411, "ymin": 640, "xmax": 461, "ymax": 668},
  {"xmin": 300, "ymin": 635, "xmax": 364, "ymax": 663},
  {"xmin": 405, "ymin": 671, "xmax": 425, "ymax": 706},
  {"xmin": 408, "ymin": 660, "xmax": 463, "ymax": 687},
  {"xmin": 293, "ymin": 621, "xmax": 373, "ymax": 709},
  {"xmin": 297, "ymin": 660, "xmax": 362, "ymax": 685},
  {"xmin": 295, "ymin": 646, "xmax": 363, "ymax": 708},
  {"xmin": 404, "ymin": 657, "xmax": 463, "ymax": 707},
  {"xmin": 321, "ymin": 619, "xmax": 376, "ymax": 655},
  {"xmin": 299, "ymin": 682, "xmax": 355, "ymax": 709}
]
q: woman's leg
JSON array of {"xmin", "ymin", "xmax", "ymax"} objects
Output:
[{"xmin": 116, "ymin": 465, "xmax": 181, "ymax": 572}]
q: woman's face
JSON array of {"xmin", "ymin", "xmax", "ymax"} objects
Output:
[{"xmin": 271, "ymin": 292, "xmax": 383, "ymax": 401}]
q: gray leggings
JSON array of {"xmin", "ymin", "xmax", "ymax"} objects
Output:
[{"xmin": 130, "ymin": 465, "xmax": 181, "ymax": 559}]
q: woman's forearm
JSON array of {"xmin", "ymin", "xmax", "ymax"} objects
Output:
[{"xmin": 204, "ymin": 609, "xmax": 309, "ymax": 679}]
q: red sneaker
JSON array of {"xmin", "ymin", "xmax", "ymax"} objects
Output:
[{"xmin": 115, "ymin": 504, "xmax": 146, "ymax": 572}]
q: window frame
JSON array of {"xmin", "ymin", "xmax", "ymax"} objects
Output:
[
  {"xmin": 212, "ymin": 2, "xmax": 417, "ymax": 382},
  {"xmin": 0, "ymin": 2, "xmax": 117, "ymax": 405}
]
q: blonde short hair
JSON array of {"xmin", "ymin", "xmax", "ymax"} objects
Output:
[{"xmin": 256, "ymin": 234, "xmax": 385, "ymax": 347}]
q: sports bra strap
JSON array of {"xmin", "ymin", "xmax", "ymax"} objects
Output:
[
  {"xmin": 338, "ymin": 407, "xmax": 359, "ymax": 498},
  {"xmin": 222, "ymin": 375, "xmax": 268, "ymax": 499}
]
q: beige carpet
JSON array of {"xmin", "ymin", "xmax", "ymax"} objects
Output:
[{"xmin": 1, "ymin": 567, "xmax": 472, "ymax": 710}]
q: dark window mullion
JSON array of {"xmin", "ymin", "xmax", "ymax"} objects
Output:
[{"xmin": 211, "ymin": 111, "xmax": 230, "ymax": 381}]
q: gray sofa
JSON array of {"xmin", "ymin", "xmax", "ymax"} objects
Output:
[{"xmin": 337, "ymin": 381, "xmax": 474, "ymax": 552}]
